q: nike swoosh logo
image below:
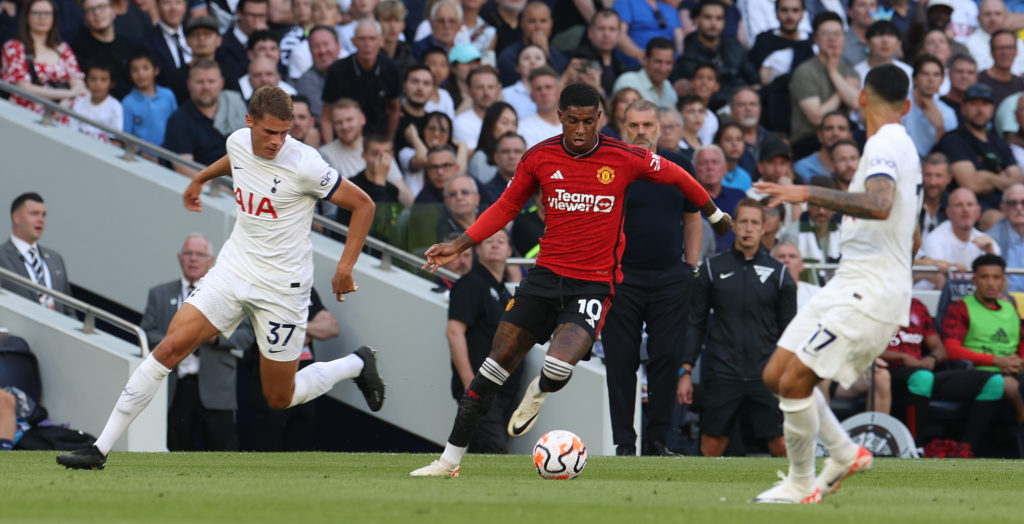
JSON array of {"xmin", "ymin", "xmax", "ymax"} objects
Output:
[
  {"xmin": 267, "ymin": 348, "xmax": 286, "ymax": 353},
  {"xmin": 511, "ymin": 414, "xmax": 538, "ymax": 435},
  {"xmin": 720, "ymin": 271, "xmax": 734, "ymax": 279},
  {"xmin": 233, "ymin": 166, "xmax": 243, "ymax": 170}
]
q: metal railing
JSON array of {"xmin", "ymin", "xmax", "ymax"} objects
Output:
[
  {"xmin": 0, "ymin": 79, "xmax": 460, "ymax": 283},
  {"xmin": 0, "ymin": 267, "xmax": 149, "ymax": 356}
]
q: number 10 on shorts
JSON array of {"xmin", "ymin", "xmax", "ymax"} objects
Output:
[
  {"xmin": 804, "ymin": 325, "xmax": 836, "ymax": 355},
  {"xmin": 577, "ymin": 299, "xmax": 602, "ymax": 328},
  {"xmin": 267, "ymin": 321, "xmax": 296, "ymax": 345}
]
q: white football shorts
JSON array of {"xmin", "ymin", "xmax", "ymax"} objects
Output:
[
  {"xmin": 777, "ymin": 297, "xmax": 899, "ymax": 389},
  {"xmin": 185, "ymin": 264, "xmax": 309, "ymax": 362}
]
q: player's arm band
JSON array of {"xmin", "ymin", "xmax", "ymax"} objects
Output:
[{"xmin": 708, "ymin": 208, "xmax": 725, "ymax": 223}]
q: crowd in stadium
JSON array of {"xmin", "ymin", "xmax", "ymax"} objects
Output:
[{"xmin": 2, "ymin": 0, "xmax": 1024, "ymax": 457}]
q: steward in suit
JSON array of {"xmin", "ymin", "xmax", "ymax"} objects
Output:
[
  {"xmin": 0, "ymin": 193, "xmax": 72, "ymax": 315},
  {"xmin": 140, "ymin": 234, "xmax": 254, "ymax": 451}
]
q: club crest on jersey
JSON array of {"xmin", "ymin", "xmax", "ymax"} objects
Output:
[
  {"xmin": 235, "ymin": 188, "xmax": 279, "ymax": 218},
  {"xmin": 271, "ymin": 178, "xmax": 281, "ymax": 193},
  {"xmin": 596, "ymin": 166, "xmax": 615, "ymax": 184}
]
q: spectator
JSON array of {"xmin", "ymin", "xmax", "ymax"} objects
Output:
[
  {"xmin": 479, "ymin": 131, "xmax": 525, "ymax": 207},
  {"xmin": 318, "ymin": 98, "xmax": 413, "ymax": 206},
  {"xmin": 236, "ymin": 31, "xmax": 293, "ymax": 98},
  {"xmin": 977, "ymin": 30, "xmax": 1024, "ymax": 107},
  {"xmin": 415, "ymin": 144, "xmax": 459, "ymax": 204},
  {"xmin": 772, "ymin": 241, "xmax": 819, "ymax": 309},
  {"xmin": 749, "ymin": 0, "xmax": 814, "ymax": 86},
  {"xmin": 793, "ymin": 111, "xmax": 853, "ymax": 183},
  {"xmin": 184, "ymin": 15, "xmax": 221, "ymax": 65},
  {"xmin": 780, "ymin": 176, "xmax": 842, "ymax": 267},
  {"xmin": 789, "ymin": 11, "xmax": 861, "ymax": 148},
  {"xmin": 677, "ymin": 94, "xmax": 705, "ymax": 154},
  {"xmin": 335, "ymin": 0, "xmax": 381, "ymax": 58},
  {"xmin": 688, "ymin": 62, "xmax": 721, "ymax": 139},
  {"xmin": 612, "ymin": 36, "xmax": 677, "ymax": 110},
  {"xmin": 500, "ymin": 43, "xmax": 544, "ymax": 119},
  {"xmin": 914, "ymin": 28, "xmax": 957, "ymax": 94},
  {"xmin": 906, "ymin": 3, "xmax": 956, "ymax": 61},
  {"xmin": 288, "ymin": 94, "xmax": 320, "ymax": 147},
  {"xmin": 122, "ymin": 49, "xmax": 178, "ymax": 148},
  {"xmin": 374, "ymin": 0, "xmax": 415, "ymax": 74},
  {"xmin": 841, "ymin": 0, "xmax": 876, "ymax": 67},
  {"xmin": 656, "ymin": 106, "xmax": 685, "ymax": 156},
  {"xmin": 447, "ymin": 43, "xmax": 483, "ymax": 115},
  {"xmin": 458, "ymin": 0, "xmax": 496, "ymax": 57},
  {"xmin": 517, "ymin": 66, "xmax": 562, "ymax": 148},
  {"xmin": 292, "ymin": 25, "xmax": 339, "ymax": 120},
  {"xmin": 139, "ymin": 0, "xmax": 190, "ymax": 103},
  {"xmin": 395, "ymin": 64, "xmax": 435, "ymax": 156},
  {"xmin": 216, "ymin": 0, "xmax": 269, "ymax": 91},
  {"xmin": 694, "ymin": 144, "xmax": 745, "ymax": 253},
  {"xmin": 469, "ymin": 102, "xmax": 518, "ymax": 185},
  {"xmin": 715, "ymin": 122, "xmax": 752, "ymax": 191},
  {"xmin": 437, "ymin": 174, "xmax": 481, "ymax": 241},
  {"xmin": 0, "ymin": 192, "xmax": 72, "ymax": 313},
  {"xmin": 71, "ymin": 0, "xmax": 137, "ymax": 100},
  {"xmin": 68, "ymin": 61, "xmax": 123, "ymax": 143},
  {"xmin": 579, "ymin": 8, "xmax": 626, "ymax": 97},
  {"xmin": 1, "ymin": 0, "xmax": 86, "ymax": 122},
  {"xmin": 484, "ymin": 0, "xmax": 526, "ymax": 54},
  {"xmin": 285, "ymin": 1, "xmax": 344, "ymax": 81},
  {"xmin": 603, "ymin": 86, "xmax": 640, "ymax": 138},
  {"xmin": 140, "ymin": 234, "xmax": 255, "ymax": 452},
  {"xmin": 905, "ymin": 54, "xmax": 958, "ymax": 158},
  {"xmin": 879, "ymin": 0, "xmax": 916, "ymax": 34},
  {"xmin": 853, "ymin": 21, "xmax": 914, "ymax": 88},
  {"xmin": 966, "ymin": 0, "xmax": 1024, "ymax": 76},
  {"xmin": 453, "ymin": 65, "xmax": 501, "ymax": 149},
  {"xmin": 240, "ymin": 55, "xmax": 296, "ymax": 100},
  {"xmin": 411, "ymin": 0, "xmax": 462, "ymax": 59},
  {"xmin": 601, "ymin": 98, "xmax": 699, "ymax": 457},
  {"xmin": 163, "ymin": 60, "xmax": 247, "ymax": 178},
  {"xmin": 828, "ymin": 138, "xmax": 860, "ymax": 192},
  {"xmin": 738, "ymin": 0, "xmax": 812, "ymax": 48},
  {"xmin": 335, "ymin": 133, "xmax": 403, "ymax": 241},
  {"xmin": 942, "ymin": 254, "xmax": 1024, "ymax": 432},
  {"xmin": 277, "ymin": 0, "xmax": 313, "ymax": 77},
  {"xmin": 729, "ymin": 86, "xmax": 768, "ymax": 174},
  {"xmin": 495, "ymin": 1, "xmax": 567, "ymax": 87},
  {"xmin": 613, "ymin": 0, "xmax": 681, "ymax": 69},
  {"xmin": 747, "ymin": 133, "xmax": 797, "ymax": 206},
  {"xmin": 680, "ymin": 197, "xmax": 794, "ymax": 457},
  {"xmin": 934, "ymin": 82, "xmax": 1023, "ymax": 220},
  {"xmin": 110, "ymin": 0, "xmax": 157, "ymax": 44},
  {"xmin": 919, "ymin": 151, "xmax": 952, "ymax": 245},
  {"xmin": 988, "ymin": 184, "xmax": 1024, "ymax": 292},
  {"xmin": 917, "ymin": 188, "xmax": 1000, "ymax": 289},
  {"xmin": 882, "ymin": 297, "xmax": 1003, "ymax": 453},
  {"xmin": 941, "ymin": 54, "xmax": 978, "ymax": 119},
  {"xmin": 421, "ymin": 46, "xmax": 457, "ymax": 118},
  {"xmin": 760, "ymin": 196, "xmax": 786, "ymax": 252},
  {"xmin": 402, "ymin": 111, "xmax": 468, "ymax": 197},
  {"xmin": 446, "ymin": 229, "xmax": 523, "ymax": 453},
  {"xmin": 673, "ymin": 0, "xmax": 757, "ymax": 110},
  {"xmin": 321, "ymin": 19, "xmax": 400, "ymax": 140}
]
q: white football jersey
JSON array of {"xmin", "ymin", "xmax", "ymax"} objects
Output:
[
  {"xmin": 825, "ymin": 123, "xmax": 922, "ymax": 326},
  {"xmin": 216, "ymin": 128, "xmax": 341, "ymax": 294}
]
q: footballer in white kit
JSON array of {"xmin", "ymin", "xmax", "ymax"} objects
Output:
[
  {"xmin": 751, "ymin": 65, "xmax": 922, "ymax": 504},
  {"xmin": 57, "ymin": 87, "xmax": 385, "ymax": 471}
]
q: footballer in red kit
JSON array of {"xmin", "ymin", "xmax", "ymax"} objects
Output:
[{"xmin": 410, "ymin": 83, "xmax": 732, "ymax": 478}]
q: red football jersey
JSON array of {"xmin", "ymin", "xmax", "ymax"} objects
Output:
[
  {"xmin": 466, "ymin": 134, "xmax": 710, "ymax": 283},
  {"xmin": 887, "ymin": 298, "xmax": 936, "ymax": 363}
]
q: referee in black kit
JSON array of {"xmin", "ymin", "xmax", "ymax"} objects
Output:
[
  {"xmin": 678, "ymin": 197, "xmax": 795, "ymax": 457},
  {"xmin": 599, "ymin": 99, "xmax": 703, "ymax": 456}
]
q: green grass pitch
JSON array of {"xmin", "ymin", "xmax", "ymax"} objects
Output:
[{"xmin": 1, "ymin": 452, "xmax": 1021, "ymax": 523}]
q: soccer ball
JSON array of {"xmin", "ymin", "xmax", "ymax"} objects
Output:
[{"xmin": 532, "ymin": 430, "xmax": 587, "ymax": 479}]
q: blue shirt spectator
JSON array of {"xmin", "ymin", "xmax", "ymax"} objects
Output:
[
  {"xmin": 613, "ymin": 0, "xmax": 681, "ymax": 69},
  {"xmin": 723, "ymin": 165, "xmax": 752, "ymax": 191},
  {"xmin": 904, "ymin": 96, "xmax": 958, "ymax": 158},
  {"xmin": 793, "ymin": 153, "xmax": 828, "ymax": 183},
  {"xmin": 122, "ymin": 86, "xmax": 178, "ymax": 147}
]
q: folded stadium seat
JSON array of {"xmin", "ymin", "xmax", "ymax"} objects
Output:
[{"xmin": 0, "ymin": 333, "xmax": 42, "ymax": 403}]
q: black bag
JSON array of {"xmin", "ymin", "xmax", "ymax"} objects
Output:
[
  {"xmin": 15, "ymin": 426, "xmax": 96, "ymax": 450},
  {"xmin": 25, "ymin": 53, "xmax": 70, "ymax": 90}
]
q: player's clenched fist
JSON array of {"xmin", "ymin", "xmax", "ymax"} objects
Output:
[{"xmin": 711, "ymin": 213, "xmax": 732, "ymax": 236}]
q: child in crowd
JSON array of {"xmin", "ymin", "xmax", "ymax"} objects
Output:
[
  {"xmin": 677, "ymin": 95, "xmax": 706, "ymax": 152},
  {"xmin": 69, "ymin": 62, "xmax": 123, "ymax": 144},
  {"xmin": 121, "ymin": 50, "xmax": 178, "ymax": 152},
  {"xmin": 715, "ymin": 122, "xmax": 753, "ymax": 191}
]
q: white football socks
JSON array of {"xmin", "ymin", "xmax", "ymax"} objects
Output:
[
  {"xmin": 287, "ymin": 354, "xmax": 363, "ymax": 408},
  {"xmin": 93, "ymin": 355, "xmax": 171, "ymax": 455},
  {"xmin": 814, "ymin": 387, "xmax": 857, "ymax": 464},
  {"xmin": 440, "ymin": 443, "xmax": 467, "ymax": 468},
  {"xmin": 779, "ymin": 395, "xmax": 818, "ymax": 489}
]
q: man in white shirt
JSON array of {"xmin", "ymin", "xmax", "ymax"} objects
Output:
[
  {"xmin": 611, "ymin": 37, "xmax": 677, "ymax": 110},
  {"xmin": 517, "ymin": 66, "xmax": 562, "ymax": 148},
  {"xmin": 453, "ymin": 65, "xmax": 502, "ymax": 149},
  {"xmin": 966, "ymin": 0, "xmax": 1024, "ymax": 74},
  {"xmin": 772, "ymin": 242, "xmax": 820, "ymax": 310},
  {"xmin": 917, "ymin": 188, "xmax": 1000, "ymax": 289},
  {"xmin": 58, "ymin": 87, "xmax": 384, "ymax": 471},
  {"xmin": 0, "ymin": 193, "xmax": 71, "ymax": 314}
]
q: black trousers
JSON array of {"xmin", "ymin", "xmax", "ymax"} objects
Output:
[
  {"xmin": 167, "ymin": 375, "xmax": 238, "ymax": 451},
  {"xmin": 890, "ymin": 366, "xmax": 998, "ymax": 450},
  {"xmin": 600, "ymin": 264, "xmax": 691, "ymax": 449}
]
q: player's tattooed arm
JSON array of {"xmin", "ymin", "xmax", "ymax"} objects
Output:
[{"xmin": 806, "ymin": 175, "xmax": 895, "ymax": 219}]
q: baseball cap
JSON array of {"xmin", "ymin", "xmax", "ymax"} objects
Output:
[
  {"xmin": 448, "ymin": 43, "xmax": 481, "ymax": 64},
  {"xmin": 927, "ymin": 0, "xmax": 954, "ymax": 10},
  {"xmin": 185, "ymin": 15, "xmax": 220, "ymax": 36},
  {"xmin": 964, "ymin": 83, "xmax": 994, "ymax": 103},
  {"xmin": 759, "ymin": 134, "xmax": 792, "ymax": 162}
]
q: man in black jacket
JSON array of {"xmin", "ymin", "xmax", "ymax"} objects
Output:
[{"xmin": 679, "ymin": 197, "xmax": 796, "ymax": 457}]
